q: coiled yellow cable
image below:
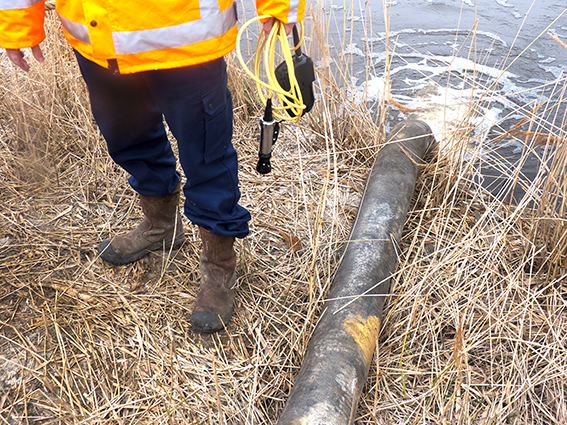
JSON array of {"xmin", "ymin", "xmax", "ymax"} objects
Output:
[{"xmin": 236, "ymin": 16, "xmax": 306, "ymax": 122}]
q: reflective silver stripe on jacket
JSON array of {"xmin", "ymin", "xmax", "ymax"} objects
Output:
[
  {"xmin": 58, "ymin": 13, "xmax": 90, "ymax": 44},
  {"xmin": 0, "ymin": 0, "xmax": 42, "ymax": 10},
  {"xmin": 287, "ymin": 0, "xmax": 299, "ymax": 22},
  {"xmin": 113, "ymin": 3, "xmax": 236, "ymax": 55}
]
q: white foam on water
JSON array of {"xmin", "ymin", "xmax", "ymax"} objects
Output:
[
  {"xmin": 540, "ymin": 57, "xmax": 557, "ymax": 64},
  {"xmin": 344, "ymin": 43, "xmax": 365, "ymax": 57},
  {"xmin": 366, "ymin": 28, "xmax": 508, "ymax": 47},
  {"xmin": 537, "ymin": 65, "xmax": 564, "ymax": 80},
  {"xmin": 495, "ymin": 0, "xmax": 514, "ymax": 8},
  {"xmin": 352, "ymin": 47, "xmax": 553, "ymax": 152},
  {"xmin": 359, "ymin": 75, "xmax": 387, "ymax": 100}
]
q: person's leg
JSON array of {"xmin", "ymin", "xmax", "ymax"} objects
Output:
[
  {"xmin": 74, "ymin": 51, "xmax": 179, "ymax": 196},
  {"xmin": 143, "ymin": 58, "xmax": 250, "ymax": 238},
  {"xmin": 143, "ymin": 58, "xmax": 250, "ymax": 332},
  {"xmin": 74, "ymin": 52, "xmax": 185, "ymax": 264}
]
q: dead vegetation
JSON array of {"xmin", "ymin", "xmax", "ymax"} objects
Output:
[{"xmin": 1, "ymin": 6, "xmax": 566, "ymax": 425}]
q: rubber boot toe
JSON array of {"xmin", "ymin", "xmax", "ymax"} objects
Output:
[
  {"xmin": 191, "ymin": 309, "xmax": 233, "ymax": 333},
  {"xmin": 98, "ymin": 234, "xmax": 186, "ymax": 265},
  {"xmin": 98, "ymin": 240, "xmax": 147, "ymax": 265}
]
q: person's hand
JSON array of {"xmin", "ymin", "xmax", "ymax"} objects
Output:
[
  {"xmin": 5, "ymin": 44, "xmax": 44, "ymax": 72},
  {"xmin": 263, "ymin": 17, "xmax": 296, "ymax": 38}
]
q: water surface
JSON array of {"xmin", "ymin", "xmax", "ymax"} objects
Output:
[{"xmin": 329, "ymin": 0, "xmax": 567, "ymax": 204}]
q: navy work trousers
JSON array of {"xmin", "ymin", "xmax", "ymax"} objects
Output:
[{"xmin": 75, "ymin": 52, "xmax": 250, "ymax": 238}]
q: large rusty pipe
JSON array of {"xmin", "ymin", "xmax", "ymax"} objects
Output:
[{"xmin": 276, "ymin": 120, "xmax": 437, "ymax": 425}]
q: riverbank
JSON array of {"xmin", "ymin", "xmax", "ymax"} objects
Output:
[{"xmin": 1, "ymin": 10, "xmax": 566, "ymax": 425}]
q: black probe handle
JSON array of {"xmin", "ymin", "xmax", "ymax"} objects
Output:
[{"xmin": 292, "ymin": 25, "xmax": 301, "ymax": 57}]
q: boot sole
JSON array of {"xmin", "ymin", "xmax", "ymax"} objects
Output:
[{"xmin": 98, "ymin": 233, "xmax": 186, "ymax": 265}]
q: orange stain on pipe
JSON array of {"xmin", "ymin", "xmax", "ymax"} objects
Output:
[{"xmin": 343, "ymin": 315, "xmax": 381, "ymax": 364}]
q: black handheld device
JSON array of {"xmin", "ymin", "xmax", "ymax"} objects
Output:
[{"xmin": 274, "ymin": 25, "xmax": 316, "ymax": 118}]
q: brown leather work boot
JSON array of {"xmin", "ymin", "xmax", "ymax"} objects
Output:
[
  {"xmin": 98, "ymin": 183, "xmax": 186, "ymax": 265},
  {"xmin": 190, "ymin": 227, "xmax": 237, "ymax": 333}
]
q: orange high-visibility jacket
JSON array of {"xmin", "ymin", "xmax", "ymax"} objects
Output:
[{"xmin": 0, "ymin": 0, "xmax": 305, "ymax": 74}]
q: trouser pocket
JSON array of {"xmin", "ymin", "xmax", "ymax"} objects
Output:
[{"xmin": 202, "ymin": 84, "xmax": 233, "ymax": 164}]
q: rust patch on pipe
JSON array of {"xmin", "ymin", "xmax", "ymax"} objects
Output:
[{"xmin": 343, "ymin": 315, "xmax": 381, "ymax": 364}]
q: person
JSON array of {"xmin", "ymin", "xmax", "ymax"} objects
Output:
[{"xmin": 0, "ymin": 0, "xmax": 305, "ymax": 333}]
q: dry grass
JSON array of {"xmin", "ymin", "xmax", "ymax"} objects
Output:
[{"xmin": 1, "ymin": 5, "xmax": 566, "ymax": 425}]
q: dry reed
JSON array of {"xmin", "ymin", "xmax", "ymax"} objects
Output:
[{"xmin": 0, "ymin": 4, "xmax": 566, "ymax": 425}]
